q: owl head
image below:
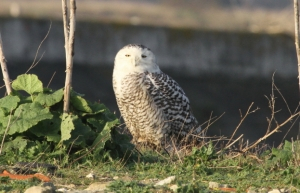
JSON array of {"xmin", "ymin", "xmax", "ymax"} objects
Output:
[{"xmin": 114, "ymin": 44, "xmax": 161, "ymax": 74}]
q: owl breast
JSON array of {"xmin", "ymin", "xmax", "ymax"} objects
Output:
[{"xmin": 113, "ymin": 72, "xmax": 170, "ymax": 146}]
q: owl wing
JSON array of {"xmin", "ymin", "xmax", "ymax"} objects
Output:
[{"xmin": 144, "ymin": 72, "xmax": 200, "ymax": 135}]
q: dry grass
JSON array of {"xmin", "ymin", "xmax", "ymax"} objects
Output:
[
  {"xmin": 0, "ymin": 0, "xmax": 295, "ymax": 35},
  {"xmin": 162, "ymin": 73, "xmax": 300, "ymax": 161}
]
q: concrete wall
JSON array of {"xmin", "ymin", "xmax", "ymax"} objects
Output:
[{"xmin": 0, "ymin": 17, "xmax": 297, "ymax": 78}]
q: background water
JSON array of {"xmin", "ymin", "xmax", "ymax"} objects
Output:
[{"xmin": 0, "ymin": 16, "xmax": 299, "ymax": 146}]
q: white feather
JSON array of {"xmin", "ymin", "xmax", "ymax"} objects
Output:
[
  {"xmin": 112, "ymin": 44, "xmax": 200, "ymax": 147},
  {"xmin": 113, "ymin": 44, "xmax": 160, "ymax": 94}
]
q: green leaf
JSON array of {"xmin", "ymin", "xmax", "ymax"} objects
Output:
[
  {"xmin": 92, "ymin": 124, "xmax": 112, "ymax": 154},
  {"xmin": 60, "ymin": 113, "xmax": 75, "ymax": 141},
  {"xmin": 0, "ymin": 95, "xmax": 20, "ymax": 111},
  {"xmin": 0, "ymin": 102, "xmax": 53, "ymax": 135},
  {"xmin": 29, "ymin": 111, "xmax": 61, "ymax": 142},
  {"xmin": 0, "ymin": 108, "xmax": 7, "ymax": 117},
  {"xmin": 35, "ymin": 88, "xmax": 64, "ymax": 106},
  {"xmin": 92, "ymin": 117, "xmax": 119, "ymax": 153},
  {"xmin": 110, "ymin": 128, "xmax": 134, "ymax": 156},
  {"xmin": 90, "ymin": 103, "xmax": 107, "ymax": 114},
  {"xmin": 70, "ymin": 95, "xmax": 92, "ymax": 113},
  {"xmin": 12, "ymin": 74, "xmax": 43, "ymax": 95},
  {"xmin": 71, "ymin": 90, "xmax": 85, "ymax": 97},
  {"xmin": 47, "ymin": 133, "xmax": 62, "ymax": 143},
  {"xmin": 80, "ymin": 102, "xmax": 107, "ymax": 116},
  {"xmin": 61, "ymin": 113, "xmax": 94, "ymax": 146},
  {"xmin": 19, "ymin": 95, "xmax": 33, "ymax": 104},
  {"xmin": 68, "ymin": 117, "xmax": 94, "ymax": 146},
  {"xmin": 3, "ymin": 136, "xmax": 27, "ymax": 152},
  {"xmin": 104, "ymin": 118, "xmax": 119, "ymax": 131},
  {"xmin": 104, "ymin": 110, "xmax": 118, "ymax": 122},
  {"xmin": 87, "ymin": 116, "xmax": 106, "ymax": 132},
  {"xmin": 0, "ymin": 95, "xmax": 20, "ymax": 116},
  {"xmin": 283, "ymin": 140, "xmax": 292, "ymax": 151},
  {"xmin": 271, "ymin": 142, "xmax": 293, "ymax": 165},
  {"xmin": 26, "ymin": 141, "xmax": 50, "ymax": 158},
  {"xmin": 208, "ymin": 142, "xmax": 216, "ymax": 158}
]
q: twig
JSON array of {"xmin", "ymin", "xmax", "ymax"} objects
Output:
[
  {"xmin": 242, "ymin": 112, "xmax": 300, "ymax": 153},
  {"xmin": 265, "ymin": 96, "xmax": 276, "ymax": 135},
  {"xmin": 67, "ymin": 135, "xmax": 80, "ymax": 156},
  {"xmin": 171, "ymin": 137, "xmax": 182, "ymax": 163},
  {"xmin": 0, "ymin": 33, "xmax": 12, "ymax": 95},
  {"xmin": 202, "ymin": 112, "xmax": 225, "ymax": 133},
  {"xmin": 217, "ymin": 134, "xmax": 243, "ymax": 154},
  {"xmin": 116, "ymin": 149, "xmax": 135, "ymax": 170},
  {"xmin": 0, "ymin": 110, "xmax": 13, "ymax": 155},
  {"xmin": 62, "ymin": 0, "xmax": 76, "ymax": 113},
  {"xmin": 226, "ymin": 102, "xmax": 259, "ymax": 146},
  {"xmin": 272, "ymin": 79, "xmax": 292, "ymax": 116},
  {"xmin": 282, "ymin": 114, "xmax": 299, "ymax": 143},
  {"xmin": 0, "ymin": 104, "xmax": 24, "ymax": 155},
  {"xmin": 294, "ymin": 0, "xmax": 300, "ymax": 96},
  {"xmin": 47, "ymin": 71, "xmax": 56, "ymax": 88},
  {"xmin": 25, "ymin": 22, "xmax": 52, "ymax": 74}
]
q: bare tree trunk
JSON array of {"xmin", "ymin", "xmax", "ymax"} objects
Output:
[
  {"xmin": 0, "ymin": 33, "xmax": 12, "ymax": 95},
  {"xmin": 294, "ymin": 0, "xmax": 300, "ymax": 96},
  {"xmin": 62, "ymin": 0, "xmax": 76, "ymax": 113}
]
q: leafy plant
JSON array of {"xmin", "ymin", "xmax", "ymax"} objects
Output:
[
  {"xmin": 184, "ymin": 142, "xmax": 217, "ymax": 166},
  {"xmin": 0, "ymin": 74, "xmax": 133, "ymax": 164},
  {"xmin": 183, "ymin": 142, "xmax": 217, "ymax": 175},
  {"xmin": 265, "ymin": 140, "xmax": 296, "ymax": 169}
]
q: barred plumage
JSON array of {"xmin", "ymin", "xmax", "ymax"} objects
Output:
[{"xmin": 113, "ymin": 44, "xmax": 200, "ymax": 148}]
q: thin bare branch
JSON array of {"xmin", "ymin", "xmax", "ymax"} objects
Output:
[
  {"xmin": 47, "ymin": 71, "xmax": 56, "ymax": 88},
  {"xmin": 0, "ymin": 33, "xmax": 12, "ymax": 95},
  {"xmin": 264, "ymin": 93, "xmax": 276, "ymax": 134},
  {"xmin": 217, "ymin": 134, "xmax": 243, "ymax": 154},
  {"xmin": 242, "ymin": 112, "xmax": 300, "ymax": 152},
  {"xmin": 202, "ymin": 112, "xmax": 225, "ymax": 133},
  {"xmin": 273, "ymin": 81, "xmax": 292, "ymax": 116},
  {"xmin": 0, "ymin": 110, "xmax": 13, "ymax": 154},
  {"xmin": 226, "ymin": 102, "xmax": 259, "ymax": 146},
  {"xmin": 25, "ymin": 21, "xmax": 52, "ymax": 74},
  {"xmin": 0, "ymin": 107, "xmax": 23, "ymax": 154},
  {"xmin": 282, "ymin": 114, "xmax": 299, "ymax": 143}
]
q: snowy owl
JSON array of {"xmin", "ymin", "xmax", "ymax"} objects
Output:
[{"xmin": 113, "ymin": 44, "xmax": 201, "ymax": 148}]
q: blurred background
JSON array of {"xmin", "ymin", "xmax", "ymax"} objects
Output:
[{"xmin": 0, "ymin": 0, "xmax": 299, "ymax": 146}]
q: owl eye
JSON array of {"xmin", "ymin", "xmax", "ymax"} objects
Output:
[
  {"xmin": 125, "ymin": 54, "xmax": 130, "ymax": 57},
  {"xmin": 141, "ymin": 55, "xmax": 147, "ymax": 58}
]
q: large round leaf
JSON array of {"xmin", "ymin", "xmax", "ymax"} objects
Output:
[{"xmin": 12, "ymin": 74, "xmax": 43, "ymax": 95}]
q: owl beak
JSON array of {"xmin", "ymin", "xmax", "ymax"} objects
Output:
[{"xmin": 134, "ymin": 56, "xmax": 140, "ymax": 66}]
